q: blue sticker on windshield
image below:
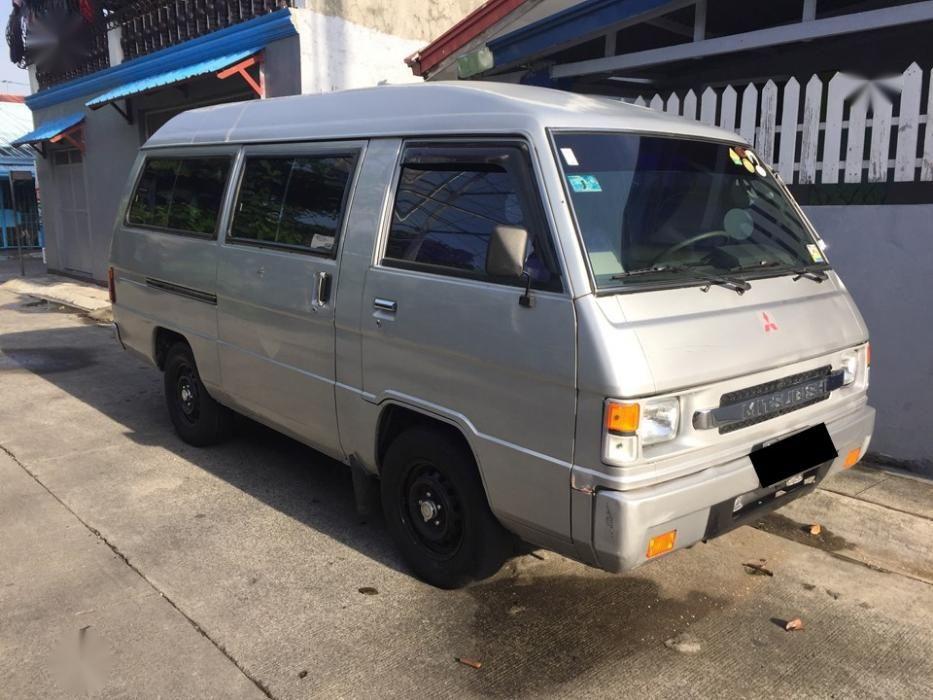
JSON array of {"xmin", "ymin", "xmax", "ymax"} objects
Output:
[{"xmin": 567, "ymin": 174, "xmax": 602, "ymax": 193}]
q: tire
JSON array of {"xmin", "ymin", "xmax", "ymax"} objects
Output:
[
  {"xmin": 163, "ymin": 342, "xmax": 232, "ymax": 447},
  {"xmin": 380, "ymin": 426, "xmax": 511, "ymax": 589}
]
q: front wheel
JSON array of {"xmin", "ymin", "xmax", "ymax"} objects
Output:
[
  {"xmin": 380, "ymin": 427, "xmax": 511, "ymax": 589},
  {"xmin": 163, "ymin": 342, "xmax": 232, "ymax": 447}
]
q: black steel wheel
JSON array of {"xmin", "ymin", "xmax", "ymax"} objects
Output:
[
  {"xmin": 163, "ymin": 342, "xmax": 232, "ymax": 447},
  {"xmin": 176, "ymin": 365, "xmax": 201, "ymax": 425},
  {"xmin": 381, "ymin": 426, "xmax": 511, "ymax": 588},
  {"xmin": 402, "ymin": 461, "xmax": 465, "ymax": 559}
]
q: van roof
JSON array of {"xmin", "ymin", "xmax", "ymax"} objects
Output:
[{"xmin": 144, "ymin": 81, "xmax": 744, "ymax": 149}]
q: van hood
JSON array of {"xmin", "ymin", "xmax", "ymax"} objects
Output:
[{"xmin": 590, "ymin": 272, "xmax": 868, "ymax": 396}]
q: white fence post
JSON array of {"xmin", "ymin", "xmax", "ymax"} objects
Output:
[
  {"xmin": 665, "ymin": 92, "xmax": 681, "ymax": 116},
  {"xmin": 683, "ymin": 89, "xmax": 698, "ymax": 120},
  {"xmin": 758, "ymin": 80, "xmax": 778, "ymax": 165},
  {"xmin": 700, "ymin": 87, "xmax": 717, "ymax": 125},
  {"xmin": 821, "ymin": 73, "xmax": 857, "ymax": 184},
  {"xmin": 868, "ymin": 91, "xmax": 893, "ymax": 182},
  {"xmin": 845, "ymin": 93, "xmax": 869, "ymax": 183},
  {"xmin": 778, "ymin": 78, "xmax": 800, "ymax": 183},
  {"xmin": 719, "ymin": 85, "xmax": 737, "ymax": 133},
  {"xmin": 894, "ymin": 62, "xmax": 923, "ymax": 182},
  {"xmin": 799, "ymin": 75, "xmax": 822, "ymax": 184},
  {"xmin": 739, "ymin": 83, "xmax": 758, "ymax": 145}
]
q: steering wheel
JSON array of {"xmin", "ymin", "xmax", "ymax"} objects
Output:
[{"xmin": 648, "ymin": 230, "xmax": 730, "ymax": 268}]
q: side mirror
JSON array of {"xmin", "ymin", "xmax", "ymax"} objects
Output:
[{"xmin": 486, "ymin": 225, "xmax": 528, "ymax": 279}]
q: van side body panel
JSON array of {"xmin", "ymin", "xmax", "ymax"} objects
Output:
[
  {"xmin": 214, "ymin": 142, "xmax": 365, "ymax": 460},
  {"xmin": 109, "ymin": 146, "xmax": 240, "ymax": 392},
  {"xmin": 354, "ymin": 136, "xmax": 579, "ymax": 543}
]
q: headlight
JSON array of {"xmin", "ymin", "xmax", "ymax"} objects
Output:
[
  {"xmin": 603, "ymin": 397, "xmax": 680, "ymax": 465},
  {"xmin": 640, "ymin": 398, "xmax": 680, "ymax": 445},
  {"xmin": 841, "ymin": 343, "xmax": 870, "ymax": 387},
  {"xmin": 841, "ymin": 353, "xmax": 858, "ymax": 385}
]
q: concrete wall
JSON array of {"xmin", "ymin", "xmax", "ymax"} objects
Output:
[
  {"xmin": 297, "ymin": 0, "xmax": 485, "ymax": 42},
  {"xmin": 290, "ymin": 9, "xmax": 423, "ymax": 93},
  {"xmin": 804, "ymin": 204, "xmax": 933, "ymax": 473}
]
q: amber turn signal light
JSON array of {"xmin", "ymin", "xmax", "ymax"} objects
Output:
[
  {"xmin": 843, "ymin": 448, "xmax": 861, "ymax": 469},
  {"xmin": 606, "ymin": 401, "xmax": 639, "ymax": 434},
  {"xmin": 646, "ymin": 530, "xmax": 677, "ymax": 558}
]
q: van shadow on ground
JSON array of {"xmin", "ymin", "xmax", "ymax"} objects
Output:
[
  {"xmin": 0, "ymin": 314, "xmax": 733, "ymax": 695},
  {"xmin": 0, "ymin": 314, "xmax": 405, "ymax": 574}
]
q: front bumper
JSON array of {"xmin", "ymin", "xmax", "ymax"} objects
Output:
[{"xmin": 590, "ymin": 403, "xmax": 875, "ymax": 573}]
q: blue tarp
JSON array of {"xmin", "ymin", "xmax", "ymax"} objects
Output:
[
  {"xmin": 86, "ymin": 46, "xmax": 264, "ymax": 109},
  {"xmin": 11, "ymin": 112, "xmax": 85, "ymax": 146}
]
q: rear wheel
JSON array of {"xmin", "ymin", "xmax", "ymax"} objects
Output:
[
  {"xmin": 163, "ymin": 342, "xmax": 232, "ymax": 446},
  {"xmin": 381, "ymin": 427, "xmax": 511, "ymax": 588}
]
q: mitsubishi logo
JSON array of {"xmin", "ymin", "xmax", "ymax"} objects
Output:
[{"xmin": 762, "ymin": 312, "xmax": 779, "ymax": 333}]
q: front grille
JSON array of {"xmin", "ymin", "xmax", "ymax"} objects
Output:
[{"xmin": 717, "ymin": 365, "xmax": 832, "ymax": 434}]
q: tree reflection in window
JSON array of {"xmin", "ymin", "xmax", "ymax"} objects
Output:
[
  {"xmin": 231, "ymin": 155, "xmax": 354, "ymax": 253},
  {"xmin": 129, "ymin": 157, "xmax": 230, "ymax": 235}
]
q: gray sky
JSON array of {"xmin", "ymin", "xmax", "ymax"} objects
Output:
[{"xmin": 1, "ymin": 0, "xmax": 30, "ymax": 95}]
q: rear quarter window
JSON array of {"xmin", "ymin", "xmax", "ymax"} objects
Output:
[{"xmin": 128, "ymin": 156, "xmax": 231, "ymax": 236}]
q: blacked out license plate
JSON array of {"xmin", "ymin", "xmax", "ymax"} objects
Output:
[{"xmin": 750, "ymin": 424, "xmax": 838, "ymax": 488}]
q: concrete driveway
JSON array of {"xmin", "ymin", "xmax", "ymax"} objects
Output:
[{"xmin": 1, "ymin": 263, "xmax": 932, "ymax": 699}]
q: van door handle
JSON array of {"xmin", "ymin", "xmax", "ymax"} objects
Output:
[
  {"xmin": 373, "ymin": 298, "xmax": 397, "ymax": 313},
  {"xmin": 316, "ymin": 271, "xmax": 331, "ymax": 306}
]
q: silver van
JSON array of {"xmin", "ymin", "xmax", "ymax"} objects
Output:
[{"xmin": 109, "ymin": 82, "xmax": 874, "ymax": 588}]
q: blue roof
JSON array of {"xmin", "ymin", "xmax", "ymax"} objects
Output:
[
  {"xmin": 26, "ymin": 10, "xmax": 294, "ymax": 112},
  {"xmin": 488, "ymin": 0, "xmax": 676, "ymax": 68},
  {"xmin": 87, "ymin": 46, "xmax": 264, "ymax": 108},
  {"xmin": 12, "ymin": 112, "xmax": 85, "ymax": 145}
]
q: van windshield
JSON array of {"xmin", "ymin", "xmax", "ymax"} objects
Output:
[{"xmin": 553, "ymin": 132, "xmax": 827, "ymax": 290}]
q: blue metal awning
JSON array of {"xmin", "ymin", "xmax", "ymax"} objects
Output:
[
  {"xmin": 488, "ymin": 0, "xmax": 676, "ymax": 68},
  {"xmin": 11, "ymin": 112, "xmax": 85, "ymax": 146},
  {"xmin": 86, "ymin": 46, "xmax": 264, "ymax": 109}
]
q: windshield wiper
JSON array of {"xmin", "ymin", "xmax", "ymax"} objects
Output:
[
  {"xmin": 792, "ymin": 268, "xmax": 829, "ymax": 283},
  {"xmin": 612, "ymin": 264, "xmax": 751, "ymax": 295},
  {"xmin": 730, "ymin": 260, "xmax": 828, "ymax": 283}
]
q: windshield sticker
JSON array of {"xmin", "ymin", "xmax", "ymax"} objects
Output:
[
  {"xmin": 806, "ymin": 244, "xmax": 825, "ymax": 263},
  {"xmin": 568, "ymin": 174, "xmax": 602, "ymax": 193},
  {"xmin": 560, "ymin": 147, "xmax": 579, "ymax": 166},
  {"xmin": 730, "ymin": 147, "xmax": 768, "ymax": 177}
]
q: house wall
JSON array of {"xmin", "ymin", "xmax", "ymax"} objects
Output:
[
  {"xmin": 290, "ymin": 9, "xmax": 423, "ymax": 93},
  {"xmin": 32, "ymin": 93, "xmax": 141, "ymax": 281},
  {"xmin": 29, "ymin": 6, "xmax": 440, "ymax": 284},
  {"xmin": 803, "ymin": 204, "xmax": 933, "ymax": 474},
  {"xmin": 32, "ymin": 69, "xmax": 262, "ymax": 282},
  {"xmin": 297, "ymin": 0, "xmax": 485, "ymax": 42}
]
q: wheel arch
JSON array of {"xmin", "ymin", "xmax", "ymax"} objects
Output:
[
  {"xmin": 153, "ymin": 327, "xmax": 189, "ymax": 370},
  {"xmin": 375, "ymin": 403, "xmax": 484, "ymax": 481}
]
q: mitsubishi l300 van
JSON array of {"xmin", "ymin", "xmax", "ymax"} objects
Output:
[{"xmin": 109, "ymin": 82, "xmax": 873, "ymax": 588}]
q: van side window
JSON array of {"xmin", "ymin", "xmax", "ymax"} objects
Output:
[
  {"xmin": 383, "ymin": 144, "xmax": 560, "ymax": 290},
  {"xmin": 229, "ymin": 154, "xmax": 356, "ymax": 255},
  {"xmin": 128, "ymin": 157, "xmax": 231, "ymax": 236}
]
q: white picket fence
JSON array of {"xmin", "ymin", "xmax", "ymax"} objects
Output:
[{"xmin": 630, "ymin": 63, "xmax": 933, "ymax": 185}]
